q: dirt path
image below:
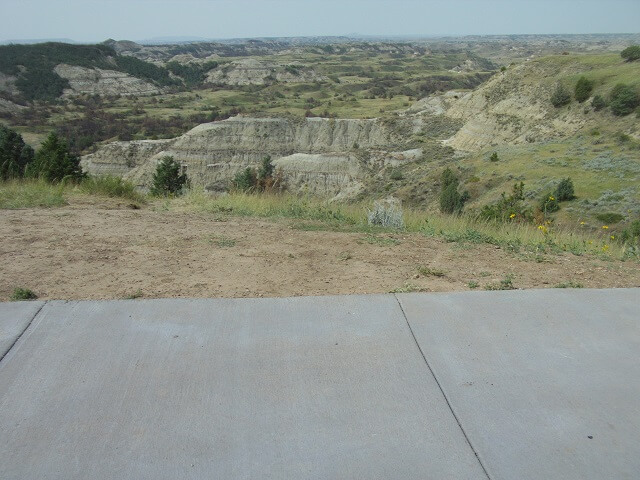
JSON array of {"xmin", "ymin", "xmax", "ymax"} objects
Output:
[{"xmin": 2, "ymin": 200, "xmax": 639, "ymax": 301}]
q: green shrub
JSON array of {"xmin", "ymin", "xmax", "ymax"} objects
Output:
[
  {"xmin": 390, "ymin": 169, "xmax": 403, "ymax": 180},
  {"xmin": 621, "ymin": 45, "xmax": 640, "ymax": 62},
  {"xmin": 550, "ymin": 83, "xmax": 571, "ymax": 108},
  {"xmin": 595, "ymin": 212, "xmax": 625, "ymax": 224},
  {"xmin": 150, "ymin": 156, "xmax": 188, "ymax": 196},
  {"xmin": 479, "ymin": 182, "xmax": 530, "ymax": 222},
  {"xmin": 10, "ymin": 287, "xmax": 38, "ymax": 301},
  {"xmin": 439, "ymin": 168, "xmax": 469, "ymax": 214},
  {"xmin": 609, "ymin": 83, "xmax": 639, "ymax": 116},
  {"xmin": 0, "ymin": 126, "xmax": 34, "ymax": 180},
  {"xmin": 25, "ymin": 133, "xmax": 84, "ymax": 183},
  {"xmin": 489, "ymin": 152, "xmax": 499, "ymax": 162},
  {"xmin": 539, "ymin": 194, "xmax": 560, "ymax": 214},
  {"xmin": 591, "ymin": 95, "xmax": 607, "ymax": 111},
  {"xmin": 619, "ymin": 220, "xmax": 640, "ymax": 245},
  {"xmin": 574, "ymin": 76, "xmax": 594, "ymax": 103},
  {"xmin": 232, "ymin": 167, "xmax": 257, "ymax": 192},
  {"xmin": 554, "ymin": 177, "xmax": 575, "ymax": 201}
]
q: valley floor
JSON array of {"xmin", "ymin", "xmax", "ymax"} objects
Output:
[{"xmin": 2, "ymin": 197, "xmax": 638, "ymax": 301}]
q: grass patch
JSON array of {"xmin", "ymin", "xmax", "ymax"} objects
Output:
[
  {"xmin": 10, "ymin": 287, "xmax": 38, "ymax": 301},
  {"xmin": 123, "ymin": 289, "xmax": 144, "ymax": 299},
  {"xmin": 169, "ymin": 189, "xmax": 634, "ymax": 260},
  {"xmin": 484, "ymin": 274, "xmax": 516, "ymax": 291},
  {"xmin": 78, "ymin": 176, "xmax": 146, "ymax": 203},
  {"xmin": 0, "ymin": 180, "xmax": 66, "ymax": 209},
  {"xmin": 204, "ymin": 234, "xmax": 237, "ymax": 247},
  {"xmin": 390, "ymin": 283, "xmax": 428, "ymax": 293},
  {"xmin": 417, "ymin": 266, "xmax": 446, "ymax": 277}
]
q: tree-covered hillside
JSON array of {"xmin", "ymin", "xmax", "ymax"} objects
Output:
[{"xmin": 0, "ymin": 43, "xmax": 180, "ymax": 101}]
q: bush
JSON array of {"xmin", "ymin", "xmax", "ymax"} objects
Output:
[
  {"xmin": 25, "ymin": 133, "xmax": 84, "ymax": 182},
  {"xmin": 596, "ymin": 212, "xmax": 625, "ymax": 224},
  {"xmin": 619, "ymin": 220, "xmax": 640, "ymax": 245},
  {"xmin": 10, "ymin": 287, "xmax": 38, "ymax": 301},
  {"xmin": 479, "ymin": 182, "xmax": 530, "ymax": 222},
  {"xmin": 489, "ymin": 152, "xmax": 499, "ymax": 162},
  {"xmin": 591, "ymin": 95, "xmax": 607, "ymax": 111},
  {"xmin": 367, "ymin": 197, "xmax": 404, "ymax": 229},
  {"xmin": 150, "ymin": 156, "xmax": 188, "ymax": 196},
  {"xmin": 554, "ymin": 177, "xmax": 575, "ymax": 201},
  {"xmin": 550, "ymin": 83, "xmax": 571, "ymax": 108},
  {"xmin": 539, "ymin": 194, "xmax": 560, "ymax": 214},
  {"xmin": 390, "ymin": 169, "xmax": 403, "ymax": 180},
  {"xmin": 621, "ymin": 45, "xmax": 640, "ymax": 62},
  {"xmin": 232, "ymin": 167, "xmax": 257, "ymax": 192},
  {"xmin": 0, "ymin": 125, "xmax": 34, "ymax": 180},
  {"xmin": 574, "ymin": 76, "xmax": 594, "ymax": 103},
  {"xmin": 609, "ymin": 84, "xmax": 639, "ymax": 116},
  {"xmin": 439, "ymin": 168, "xmax": 469, "ymax": 214}
]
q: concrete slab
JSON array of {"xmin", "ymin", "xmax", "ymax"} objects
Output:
[
  {"xmin": 0, "ymin": 300, "xmax": 44, "ymax": 359},
  {"xmin": 0, "ymin": 296, "xmax": 486, "ymax": 480},
  {"xmin": 398, "ymin": 288, "xmax": 640, "ymax": 480}
]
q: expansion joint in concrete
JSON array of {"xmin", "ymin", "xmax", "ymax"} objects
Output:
[
  {"xmin": 0, "ymin": 301, "xmax": 47, "ymax": 366},
  {"xmin": 393, "ymin": 294, "xmax": 492, "ymax": 480}
]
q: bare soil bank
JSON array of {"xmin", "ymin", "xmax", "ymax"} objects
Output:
[{"xmin": 2, "ymin": 199, "xmax": 638, "ymax": 301}]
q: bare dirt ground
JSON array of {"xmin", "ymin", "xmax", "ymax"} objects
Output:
[{"xmin": 2, "ymin": 198, "xmax": 639, "ymax": 301}]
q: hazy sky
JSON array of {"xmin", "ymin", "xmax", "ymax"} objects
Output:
[{"xmin": 3, "ymin": 0, "xmax": 639, "ymax": 42}]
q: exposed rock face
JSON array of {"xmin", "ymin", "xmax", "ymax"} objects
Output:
[
  {"xmin": 206, "ymin": 59, "xmax": 326, "ymax": 86},
  {"xmin": 81, "ymin": 116, "xmax": 417, "ymax": 198},
  {"xmin": 53, "ymin": 64, "xmax": 162, "ymax": 97},
  {"xmin": 409, "ymin": 60, "xmax": 587, "ymax": 152}
]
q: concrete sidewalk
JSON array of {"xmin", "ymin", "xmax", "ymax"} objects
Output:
[{"xmin": 0, "ymin": 289, "xmax": 638, "ymax": 479}]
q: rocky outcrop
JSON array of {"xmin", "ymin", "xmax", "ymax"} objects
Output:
[
  {"xmin": 409, "ymin": 60, "xmax": 588, "ymax": 152},
  {"xmin": 206, "ymin": 59, "xmax": 326, "ymax": 86},
  {"xmin": 81, "ymin": 116, "xmax": 419, "ymax": 198},
  {"xmin": 54, "ymin": 64, "xmax": 162, "ymax": 97}
]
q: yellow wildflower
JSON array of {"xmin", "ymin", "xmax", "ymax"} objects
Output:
[
  {"xmin": 610, "ymin": 235, "xmax": 615, "ymax": 240},
  {"xmin": 549, "ymin": 196, "xmax": 555, "ymax": 201},
  {"xmin": 509, "ymin": 213, "xmax": 516, "ymax": 219},
  {"xmin": 602, "ymin": 225, "xmax": 609, "ymax": 229},
  {"xmin": 580, "ymin": 221, "xmax": 585, "ymax": 225}
]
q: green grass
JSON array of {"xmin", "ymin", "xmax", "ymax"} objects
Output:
[
  {"xmin": 0, "ymin": 180, "xmax": 66, "ymax": 209},
  {"xmin": 78, "ymin": 176, "xmax": 146, "ymax": 203},
  {"xmin": 171, "ymin": 189, "xmax": 635, "ymax": 260}
]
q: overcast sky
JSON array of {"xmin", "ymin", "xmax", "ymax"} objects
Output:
[{"xmin": 2, "ymin": 0, "xmax": 639, "ymax": 43}]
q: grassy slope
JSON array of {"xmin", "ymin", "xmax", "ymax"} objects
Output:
[{"xmin": 364, "ymin": 54, "xmax": 640, "ymax": 234}]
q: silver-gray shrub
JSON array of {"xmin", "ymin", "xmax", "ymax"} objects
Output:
[{"xmin": 367, "ymin": 197, "xmax": 405, "ymax": 229}]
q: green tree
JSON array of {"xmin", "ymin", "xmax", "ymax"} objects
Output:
[
  {"xmin": 609, "ymin": 83, "xmax": 639, "ymax": 116},
  {"xmin": 0, "ymin": 125, "xmax": 34, "ymax": 180},
  {"xmin": 554, "ymin": 177, "xmax": 575, "ymax": 201},
  {"xmin": 150, "ymin": 156, "xmax": 187, "ymax": 196},
  {"xmin": 621, "ymin": 45, "xmax": 640, "ymax": 62},
  {"xmin": 550, "ymin": 83, "xmax": 571, "ymax": 108},
  {"xmin": 257, "ymin": 155, "xmax": 274, "ymax": 191},
  {"xmin": 232, "ymin": 167, "xmax": 257, "ymax": 192},
  {"xmin": 439, "ymin": 168, "xmax": 469, "ymax": 214},
  {"xmin": 26, "ymin": 133, "xmax": 83, "ymax": 182},
  {"xmin": 574, "ymin": 76, "xmax": 594, "ymax": 103}
]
